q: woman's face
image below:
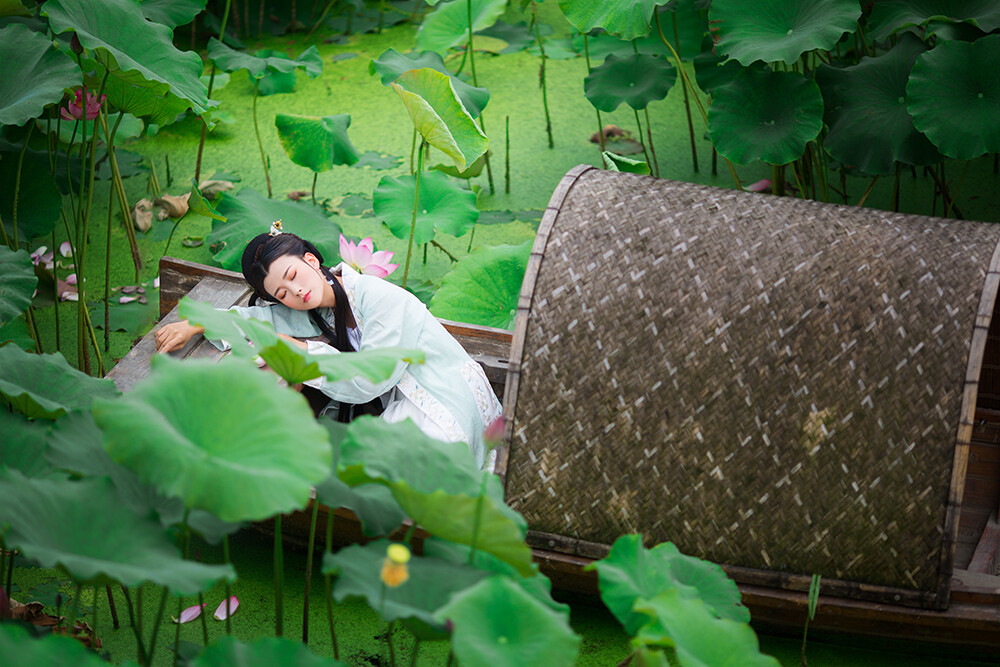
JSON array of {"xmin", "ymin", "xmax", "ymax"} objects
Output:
[{"xmin": 262, "ymin": 252, "xmax": 329, "ymax": 310}]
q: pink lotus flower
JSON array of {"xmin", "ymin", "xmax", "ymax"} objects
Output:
[
  {"xmin": 339, "ymin": 234, "xmax": 398, "ymax": 278},
  {"xmin": 61, "ymin": 88, "xmax": 105, "ymax": 121}
]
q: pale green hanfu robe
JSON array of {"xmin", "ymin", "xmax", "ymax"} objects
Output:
[{"xmin": 219, "ymin": 264, "xmax": 502, "ymax": 469}]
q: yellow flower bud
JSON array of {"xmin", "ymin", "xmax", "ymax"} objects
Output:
[{"xmin": 387, "ymin": 543, "xmax": 411, "ymax": 564}]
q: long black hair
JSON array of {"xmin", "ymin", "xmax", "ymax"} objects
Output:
[{"xmin": 241, "ymin": 231, "xmax": 382, "ymax": 421}]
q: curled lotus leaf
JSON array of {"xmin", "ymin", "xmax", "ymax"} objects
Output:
[
  {"xmin": 0, "ymin": 470, "xmax": 236, "ymax": 593},
  {"xmin": 0, "ymin": 345, "xmax": 119, "ymax": 420},
  {"xmin": 817, "ymin": 32, "xmax": 941, "ymax": 175},
  {"xmin": 603, "ymin": 151, "xmax": 651, "ymax": 174},
  {"xmin": 0, "ymin": 246, "xmax": 36, "ymax": 327},
  {"xmin": 416, "ymin": 0, "xmax": 507, "ymax": 54},
  {"xmin": 584, "ymin": 53, "xmax": 676, "ymax": 112},
  {"xmin": 139, "ymin": 0, "xmax": 206, "ymax": 28},
  {"xmin": 868, "ymin": 0, "xmax": 1000, "ymax": 41},
  {"xmin": 188, "ymin": 636, "xmax": 349, "ymax": 667},
  {"xmin": 0, "ymin": 23, "xmax": 79, "ymax": 127},
  {"xmin": 709, "ymin": 0, "xmax": 861, "ymax": 66},
  {"xmin": 906, "ymin": 34, "xmax": 1000, "ymax": 160},
  {"xmin": 369, "ymin": 48, "xmax": 490, "ymax": 117},
  {"xmin": 373, "ymin": 170, "xmax": 478, "ymax": 245},
  {"xmin": 558, "ymin": 0, "xmax": 673, "ymax": 42},
  {"xmin": 429, "ymin": 241, "xmax": 531, "ymax": 330},
  {"xmin": 275, "ymin": 113, "xmax": 361, "ymax": 173},
  {"xmin": 207, "ymin": 38, "xmax": 322, "ymax": 79},
  {"xmin": 92, "ymin": 355, "xmax": 332, "ymax": 522},
  {"xmin": 708, "ymin": 67, "xmax": 823, "ymax": 165}
]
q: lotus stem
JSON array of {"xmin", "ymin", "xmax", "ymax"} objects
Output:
[
  {"xmin": 891, "ymin": 163, "xmax": 902, "ymax": 212},
  {"xmin": 106, "ymin": 585, "xmax": 120, "ymax": 630},
  {"xmin": 259, "ymin": 0, "xmax": 265, "ymax": 37},
  {"xmin": 583, "ymin": 33, "xmax": 605, "ymax": 152},
  {"xmin": 672, "ymin": 13, "xmax": 698, "ymax": 172},
  {"xmin": 11, "ymin": 121, "xmax": 32, "ymax": 248},
  {"xmin": 174, "ymin": 511, "xmax": 191, "ymax": 667},
  {"xmin": 654, "ymin": 13, "xmax": 742, "ymax": 190},
  {"xmin": 388, "ymin": 620, "xmax": 397, "ymax": 666},
  {"xmin": 136, "ymin": 586, "xmax": 145, "ymax": 661},
  {"xmin": 68, "ymin": 582, "xmax": 82, "ymax": 640},
  {"xmin": 0, "ymin": 212, "xmax": 9, "ymax": 248},
  {"xmin": 253, "ymin": 79, "xmax": 274, "ymax": 198},
  {"xmin": 223, "ymin": 536, "xmax": 233, "ymax": 635},
  {"xmin": 324, "ymin": 511, "xmax": 339, "ymax": 659},
  {"xmin": 409, "ymin": 127, "xmax": 417, "ymax": 174},
  {"xmin": 423, "ymin": 241, "xmax": 428, "ymax": 265},
  {"xmin": 856, "ymin": 175, "xmax": 879, "ymax": 207},
  {"xmin": 101, "ymin": 106, "xmax": 143, "ymax": 280},
  {"xmin": 196, "ymin": 0, "xmax": 230, "ymax": 183},
  {"xmin": 633, "ymin": 109, "xmax": 652, "ymax": 170},
  {"xmin": 466, "ymin": 0, "xmax": 477, "ymax": 84},
  {"xmin": 400, "ymin": 142, "xmax": 425, "ymax": 289},
  {"xmin": 947, "ymin": 160, "xmax": 971, "ymax": 219},
  {"xmin": 305, "ymin": 0, "xmax": 336, "ymax": 40},
  {"xmin": 410, "ymin": 638, "xmax": 420, "ymax": 667},
  {"xmin": 166, "ymin": 153, "xmax": 172, "ymax": 186},
  {"xmin": 302, "ymin": 497, "xmax": 321, "ymax": 644},
  {"xmin": 790, "ymin": 161, "xmax": 807, "ymax": 200},
  {"xmin": 149, "ymin": 156, "xmax": 161, "ymax": 196},
  {"xmin": 24, "ymin": 307, "xmax": 42, "ymax": 353},
  {"xmin": 643, "ymin": 107, "xmax": 659, "ymax": 177},
  {"xmin": 104, "ymin": 183, "xmax": 113, "ymax": 350},
  {"xmin": 275, "ymin": 514, "xmax": 285, "ymax": 637},
  {"xmin": 532, "ymin": 4, "xmax": 554, "ymax": 149},
  {"xmin": 311, "ymin": 172, "xmax": 318, "ymax": 206},
  {"xmin": 467, "ymin": 473, "xmax": 489, "ymax": 565},
  {"xmin": 92, "ymin": 585, "xmax": 99, "ymax": 652},
  {"xmin": 505, "ymin": 115, "xmax": 511, "ymax": 194},
  {"xmin": 198, "ymin": 591, "xmax": 209, "ymax": 644},
  {"xmin": 146, "ymin": 586, "xmax": 169, "ymax": 667},
  {"xmin": 2, "ymin": 544, "xmax": 11, "ymax": 599}
]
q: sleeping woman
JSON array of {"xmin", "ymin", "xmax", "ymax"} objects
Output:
[{"xmin": 154, "ymin": 223, "xmax": 503, "ymax": 469}]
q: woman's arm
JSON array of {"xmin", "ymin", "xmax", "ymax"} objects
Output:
[{"xmin": 154, "ymin": 320, "xmax": 205, "ymax": 353}]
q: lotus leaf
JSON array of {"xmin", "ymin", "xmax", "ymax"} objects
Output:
[
  {"xmin": 207, "ymin": 38, "xmax": 323, "ymax": 79},
  {"xmin": 634, "ymin": 589, "xmax": 780, "ymax": 666},
  {"xmin": 709, "ymin": 0, "xmax": 861, "ymax": 66},
  {"xmin": 373, "ymin": 170, "xmax": 478, "ymax": 245},
  {"xmin": 693, "ymin": 35, "xmax": 753, "ymax": 95},
  {"xmin": 208, "ymin": 187, "xmax": 342, "ymax": 271},
  {"xmin": 435, "ymin": 576, "xmax": 581, "ymax": 667},
  {"xmin": 0, "ymin": 346, "xmax": 119, "ymax": 420},
  {"xmin": 868, "ymin": 0, "xmax": 1000, "ymax": 41},
  {"xmin": 44, "ymin": 0, "xmax": 215, "ymax": 119},
  {"xmin": 191, "ymin": 636, "xmax": 348, "ymax": 667},
  {"xmin": 433, "ymin": 151, "xmax": 487, "ymax": 179},
  {"xmin": 817, "ymin": 33, "xmax": 940, "ymax": 175},
  {"xmin": 275, "ymin": 113, "xmax": 361, "ymax": 173},
  {"xmin": 323, "ymin": 539, "xmax": 490, "ymax": 627},
  {"xmin": 46, "ymin": 410, "xmax": 243, "ymax": 545},
  {"xmin": 0, "ymin": 470, "xmax": 235, "ymax": 593},
  {"xmin": 585, "ymin": 535, "xmax": 749, "ymax": 635},
  {"xmin": 89, "ymin": 290, "xmax": 160, "ymax": 335},
  {"xmin": 0, "ymin": 623, "xmax": 115, "ymax": 666},
  {"xmin": 0, "ymin": 317, "xmax": 33, "ymax": 350},
  {"xmin": 603, "ymin": 151, "xmax": 651, "ymax": 174},
  {"xmin": 0, "ymin": 408, "xmax": 55, "ymax": 477},
  {"xmin": 391, "ymin": 68, "xmax": 488, "ymax": 171},
  {"xmin": 906, "ymin": 34, "xmax": 1000, "ymax": 160},
  {"xmin": 416, "ymin": 0, "xmax": 507, "ymax": 54},
  {"xmin": 314, "ymin": 419, "xmax": 407, "ymax": 536},
  {"xmin": 558, "ymin": 0, "xmax": 673, "ymax": 41},
  {"xmin": 139, "ymin": 0, "xmax": 206, "ymax": 28},
  {"xmin": 428, "ymin": 241, "xmax": 531, "ymax": 330},
  {"xmin": 585, "ymin": 53, "xmax": 676, "ymax": 111},
  {"xmin": 0, "ymin": 149, "xmax": 62, "ymax": 242},
  {"xmin": 370, "ymin": 48, "xmax": 490, "ymax": 117},
  {"xmin": 708, "ymin": 67, "xmax": 823, "ymax": 165},
  {"xmin": 0, "ymin": 246, "xmax": 35, "ymax": 326},
  {"xmin": 0, "ymin": 23, "xmax": 79, "ymax": 126},
  {"xmin": 352, "ymin": 150, "xmax": 404, "ymax": 170},
  {"xmin": 188, "ymin": 182, "xmax": 227, "ymax": 221},
  {"xmin": 255, "ymin": 49, "xmax": 299, "ymax": 95},
  {"xmin": 479, "ymin": 19, "xmax": 541, "ymax": 54},
  {"xmin": 92, "ymin": 355, "xmax": 331, "ymax": 522}
]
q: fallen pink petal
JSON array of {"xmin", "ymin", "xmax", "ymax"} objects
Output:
[
  {"xmin": 119, "ymin": 295, "xmax": 138, "ymax": 304},
  {"xmin": 59, "ymin": 241, "xmax": 73, "ymax": 257},
  {"xmin": 60, "ymin": 291, "xmax": 79, "ymax": 302},
  {"xmin": 65, "ymin": 274, "xmax": 78, "ymax": 286},
  {"xmin": 153, "ymin": 277, "xmax": 160, "ymax": 288},
  {"xmin": 746, "ymin": 179, "xmax": 772, "ymax": 193},
  {"xmin": 214, "ymin": 596, "xmax": 239, "ymax": 620},
  {"xmin": 171, "ymin": 603, "xmax": 206, "ymax": 624}
]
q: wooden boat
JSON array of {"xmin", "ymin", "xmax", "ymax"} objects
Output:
[{"xmin": 109, "ymin": 165, "xmax": 1000, "ymax": 655}]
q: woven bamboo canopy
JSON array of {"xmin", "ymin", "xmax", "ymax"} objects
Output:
[{"xmin": 499, "ymin": 165, "xmax": 1000, "ymax": 609}]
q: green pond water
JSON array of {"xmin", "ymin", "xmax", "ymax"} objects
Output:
[{"xmin": 15, "ymin": 3, "xmax": 1000, "ymax": 665}]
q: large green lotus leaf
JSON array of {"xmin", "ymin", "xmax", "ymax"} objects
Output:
[
  {"xmin": 314, "ymin": 419, "xmax": 407, "ymax": 536},
  {"xmin": 0, "ymin": 317, "xmax": 34, "ymax": 350},
  {"xmin": 0, "ymin": 623, "xmax": 118, "ymax": 666},
  {"xmin": 708, "ymin": 68, "xmax": 823, "ymax": 165},
  {"xmin": 207, "ymin": 38, "xmax": 323, "ymax": 79},
  {"xmin": 275, "ymin": 113, "xmax": 361, "ymax": 173},
  {"xmin": 337, "ymin": 416, "xmax": 532, "ymax": 575},
  {"xmin": 558, "ymin": 0, "xmax": 672, "ymax": 41},
  {"xmin": 634, "ymin": 590, "xmax": 779, "ymax": 667},
  {"xmin": 603, "ymin": 151, "xmax": 651, "ymax": 174},
  {"xmin": 191, "ymin": 636, "xmax": 348, "ymax": 667},
  {"xmin": 585, "ymin": 53, "xmax": 676, "ymax": 111},
  {"xmin": 817, "ymin": 33, "xmax": 940, "ymax": 175},
  {"xmin": 428, "ymin": 241, "xmax": 530, "ymax": 330},
  {"xmin": 709, "ymin": 0, "xmax": 861, "ymax": 66},
  {"xmin": 435, "ymin": 576, "xmax": 581, "ymax": 667},
  {"xmin": 0, "ymin": 246, "xmax": 36, "ymax": 326},
  {"xmin": 415, "ymin": 0, "xmax": 507, "ymax": 53},
  {"xmin": 254, "ymin": 49, "xmax": 298, "ymax": 96},
  {"xmin": 373, "ymin": 170, "xmax": 478, "ymax": 245},
  {"xmin": 46, "ymin": 410, "xmax": 243, "ymax": 545},
  {"xmin": 585, "ymin": 535, "xmax": 749, "ymax": 636},
  {"xmin": 391, "ymin": 68, "xmax": 488, "ymax": 172},
  {"xmin": 0, "ymin": 470, "xmax": 236, "ymax": 592},
  {"xmin": 369, "ymin": 48, "xmax": 490, "ymax": 118},
  {"xmin": 91, "ymin": 68, "xmax": 199, "ymax": 126},
  {"xmin": 906, "ymin": 34, "xmax": 1000, "ymax": 160},
  {"xmin": 140, "ymin": 0, "xmax": 206, "ymax": 28},
  {"xmin": 868, "ymin": 0, "xmax": 1000, "ymax": 41},
  {"xmin": 0, "ymin": 408, "xmax": 55, "ymax": 477},
  {"xmin": 571, "ymin": 6, "xmax": 705, "ymax": 61},
  {"xmin": 0, "ymin": 149, "xmax": 62, "ymax": 241},
  {"xmin": 323, "ymin": 539, "xmax": 490, "ymax": 627},
  {"xmin": 44, "ymin": 0, "xmax": 214, "ymax": 118},
  {"xmin": 0, "ymin": 346, "xmax": 119, "ymax": 420},
  {"xmin": 693, "ymin": 35, "xmax": 752, "ymax": 95},
  {"xmin": 91, "ymin": 355, "xmax": 331, "ymax": 522},
  {"xmin": 208, "ymin": 188, "xmax": 342, "ymax": 271},
  {"xmin": 0, "ymin": 23, "xmax": 79, "ymax": 126}
]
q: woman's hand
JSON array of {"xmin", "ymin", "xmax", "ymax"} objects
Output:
[
  {"xmin": 154, "ymin": 320, "xmax": 205, "ymax": 353},
  {"xmin": 278, "ymin": 333, "xmax": 308, "ymax": 350}
]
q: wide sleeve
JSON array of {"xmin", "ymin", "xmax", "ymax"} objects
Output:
[{"xmin": 300, "ymin": 276, "xmax": 425, "ymax": 403}]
